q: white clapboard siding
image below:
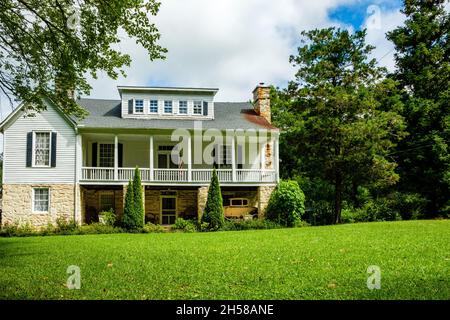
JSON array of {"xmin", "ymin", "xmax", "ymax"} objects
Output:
[{"xmin": 3, "ymin": 102, "xmax": 76, "ymax": 184}]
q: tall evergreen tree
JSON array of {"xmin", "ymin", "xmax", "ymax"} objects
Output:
[
  {"xmin": 387, "ymin": 0, "xmax": 450, "ymax": 216},
  {"xmin": 122, "ymin": 178, "xmax": 135, "ymax": 230},
  {"xmin": 202, "ymin": 168, "xmax": 224, "ymax": 230},
  {"xmin": 274, "ymin": 28, "xmax": 406, "ymax": 223},
  {"xmin": 132, "ymin": 167, "xmax": 144, "ymax": 228}
]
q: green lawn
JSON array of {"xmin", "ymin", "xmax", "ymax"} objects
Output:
[{"xmin": 0, "ymin": 220, "xmax": 449, "ymax": 300}]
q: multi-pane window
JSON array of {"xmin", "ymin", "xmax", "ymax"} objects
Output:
[
  {"xmin": 179, "ymin": 101, "xmax": 188, "ymax": 114},
  {"xmin": 164, "ymin": 101, "xmax": 173, "ymax": 113},
  {"xmin": 149, "ymin": 100, "xmax": 158, "ymax": 113},
  {"xmin": 99, "ymin": 192, "xmax": 115, "ymax": 212},
  {"xmin": 134, "ymin": 99, "xmax": 144, "ymax": 113},
  {"xmin": 99, "ymin": 144, "xmax": 114, "ymax": 167},
  {"xmin": 230, "ymin": 198, "xmax": 249, "ymax": 207},
  {"xmin": 193, "ymin": 101, "xmax": 202, "ymax": 115},
  {"xmin": 34, "ymin": 132, "xmax": 51, "ymax": 166},
  {"xmin": 33, "ymin": 188, "xmax": 49, "ymax": 212},
  {"xmin": 217, "ymin": 144, "xmax": 232, "ymax": 165}
]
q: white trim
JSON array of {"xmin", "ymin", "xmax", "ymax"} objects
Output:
[
  {"xmin": 133, "ymin": 98, "xmax": 145, "ymax": 114},
  {"xmin": 32, "ymin": 130, "xmax": 52, "ymax": 168},
  {"xmin": 32, "ymin": 187, "xmax": 50, "ymax": 213}
]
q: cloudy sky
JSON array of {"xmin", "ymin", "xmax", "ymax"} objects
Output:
[
  {"xmin": 84, "ymin": 0, "xmax": 406, "ymax": 102},
  {"xmin": 0, "ymin": 0, "xmax": 406, "ymax": 119}
]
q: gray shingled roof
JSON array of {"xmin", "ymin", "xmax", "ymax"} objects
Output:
[{"xmin": 76, "ymin": 98, "xmax": 277, "ymax": 130}]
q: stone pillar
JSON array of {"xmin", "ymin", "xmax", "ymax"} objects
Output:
[
  {"xmin": 257, "ymin": 185, "xmax": 276, "ymax": 218},
  {"xmin": 197, "ymin": 186, "xmax": 209, "ymax": 221}
]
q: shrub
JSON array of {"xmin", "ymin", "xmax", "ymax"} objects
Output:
[
  {"xmin": 122, "ymin": 178, "xmax": 137, "ymax": 230},
  {"xmin": 76, "ymin": 223, "xmax": 123, "ymax": 235},
  {"xmin": 172, "ymin": 218, "xmax": 197, "ymax": 233},
  {"xmin": 390, "ymin": 192, "xmax": 428, "ymax": 220},
  {"xmin": 142, "ymin": 222, "xmax": 165, "ymax": 233},
  {"xmin": 98, "ymin": 209, "xmax": 116, "ymax": 226},
  {"xmin": 266, "ymin": 180, "xmax": 306, "ymax": 227},
  {"xmin": 201, "ymin": 168, "xmax": 225, "ymax": 230},
  {"xmin": 132, "ymin": 167, "xmax": 145, "ymax": 228},
  {"xmin": 55, "ymin": 218, "xmax": 78, "ymax": 233},
  {"xmin": 220, "ymin": 219, "xmax": 282, "ymax": 231},
  {"xmin": 0, "ymin": 222, "xmax": 35, "ymax": 237}
]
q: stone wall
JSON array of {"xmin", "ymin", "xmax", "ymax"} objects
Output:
[
  {"xmin": 82, "ymin": 187, "xmax": 123, "ymax": 223},
  {"xmin": 257, "ymin": 185, "xmax": 276, "ymax": 218},
  {"xmin": 197, "ymin": 186, "xmax": 209, "ymax": 220},
  {"xmin": 145, "ymin": 188, "xmax": 198, "ymax": 223},
  {"xmin": 1, "ymin": 184, "xmax": 75, "ymax": 227},
  {"xmin": 253, "ymin": 84, "xmax": 271, "ymax": 123}
]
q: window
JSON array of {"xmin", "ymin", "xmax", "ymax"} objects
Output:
[
  {"xmin": 34, "ymin": 132, "xmax": 51, "ymax": 166},
  {"xmin": 134, "ymin": 99, "xmax": 144, "ymax": 113},
  {"xmin": 164, "ymin": 100, "xmax": 173, "ymax": 113},
  {"xmin": 179, "ymin": 101, "xmax": 188, "ymax": 114},
  {"xmin": 230, "ymin": 198, "xmax": 249, "ymax": 207},
  {"xmin": 149, "ymin": 100, "xmax": 158, "ymax": 113},
  {"xmin": 99, "ymin": 192, "xmax": 115, "ymax": 212},
  {"xmin": 217, "ymin": 144, "xmax": 232, "ymax": 166},
  {"xmin": 33, "ymin": 188, "xmax": 50, "ymax": 212},
  {"xmin": 193, "ymin": 101, "xmax": 202, "ymax": 115},
  {"xmin": 99, "ymin": 143, "xmax": 114, "ymax": 167}
]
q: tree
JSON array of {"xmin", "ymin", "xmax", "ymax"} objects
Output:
[
  {"xmin": 387, "ymin": 0, "xmax": 450, "ymax": 216},
  {"xmin": 0, "ymin": 0, "xmax": 166, "ymax": 117},
  {"xmin": 122, "ymin": 178, "xmax": 136, "ymax": 230},
  {"xmin": 274, "ymin": 28, "xmax": 406, "ymax": 223},
  {"xmin": 201, "ymin": 168, "xmax": 224, "ymax": 230},
  {"xmin": 132, "ymin": 166, "xmax": 144, "ymax": 228}
]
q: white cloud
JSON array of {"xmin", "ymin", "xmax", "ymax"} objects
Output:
[{"xmin": 85, "ymin": 0, "xmax": 357, "ymax": 102}]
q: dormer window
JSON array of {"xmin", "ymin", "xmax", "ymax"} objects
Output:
[
  {"xmin": 149, "ymin": 100, "xmax": 158, "ymax": 113},
  {"xmin": 193, "ymin": 101, "xmax": 202, "ymax": 115},
  {"xmin": 164, "ymin": 101, "xmax": 173, "ymax": 113},
  {"xmin": 179, "ymin": 101, "xmax": 187, "ymax": 114},
  {"xmin": 134, "ymin": 99, "xmax": 144, "ymax": 113}
]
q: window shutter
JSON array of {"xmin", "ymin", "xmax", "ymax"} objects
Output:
[
  {"xmin": 92, "ymin": 143, "xmax": 98, "ymax": 167},
  {"xmin": 203, "ymin": 101, "xmax": 208, "ymax": 116},
  {"xmin": 51, "ymin": 132, "xmax": 57, "ymax": 167},
  {"xmin": 26, "ymin": 132, "xmax": 33, "ymax": 167},
  {"xmin": 118, "ymin": 143, "xmax": 123, "ymax": 167},
  {"xmin": 213, "ymin": 144, "xmax": 218, "ymax": 168},
  {"xmin": 128, "ymin": 99, "xmax": 134, "ymax": 114}
]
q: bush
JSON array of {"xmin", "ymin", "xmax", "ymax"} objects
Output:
[
  {"xmin": 172, "ymin": 218, "xmax": 197, "ymax": 233},
  {"xmin": 390, "ymin": 192, "xmax": 428, "ymax": 220},
  {"xmin": 55, "ymin": 218, "xmax": 78, "ymax": 233},
  {"xmin": 201, "ymin": 168, "xmax": 225, "ymax": 230},
  {"xmin": 0, "ymin": 222, "xmax": 35, "ymax": 237},
  {"xmin": 266, "ymin": 180, "xmax": 306, "ymax": 227},
  {"xmin": 142, "ymin": 222, "xmax": 165, "ymax": 233},
  {"xmin": 76, "ymin": 223, "xmax": 123, "ymax": 235},
  {"xmin": 98, "ymin": 209, "xmax": 116, "ymax": 226},
  {"xmin": 220, "ymin": 219, "xmax": 282, "ymax": 231}
]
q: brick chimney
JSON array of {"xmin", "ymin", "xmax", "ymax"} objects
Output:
[{"xmin": 252, "ymin": 83, "xmax": 271, "ymax": 123}]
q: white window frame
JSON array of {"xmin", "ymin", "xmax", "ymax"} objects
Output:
[
  {"xmin": 179, "ymin": 100, "xmax": 188, "ymax": 114},
  {"xmin": 230, "ymin": 198, "xmax": 249, "ymax": 207},
  {"xmin": 32, "ymin": 131, "xmax": 52, "ymax": 168},
  {"xmin": 216, "ymin": 144, "xmax": 232, "ymax": 167},
  {"xmin": 149, "ymin": 99, "xmax": 158, "ymax": 113},
  {"xmin": 164, "ymin": 100, "xmax": 173, "ymax": 114},
  {"xmin": 193, "ymin": 100, "xmax": 202, "ymax": 115},
  {"xmin": 134, "ymin": 99, "xmax": 144, "ymax": 113},
  {"xmin": 99, "ymin": 191, "xmax": 115, "ymax": 212},
  {"xmin": 32, "ymin": 187, "xmax": 50, "ymax": 213},
  {"xmin": 98, "ymin": 143, "xmax": 115, "ymax": 168}
]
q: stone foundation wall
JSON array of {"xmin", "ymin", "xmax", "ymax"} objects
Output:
[
  {"xmin": 257, "ymin": 185, "xmax": 276, "ymax": 218},
  {"xmin": 197, "ymin": 186, "xmax": 209, "ymax": 220},
  {"xmin": 83, "ymin": 188, "xmax": 124, "ymax": 223},
  {"xmin": 145, "ymin": 188, "xmax": 198, "ymax": 223},
  {"xmin": 1, "ymin": 184, "xmax": 75, "ymax": 227}
]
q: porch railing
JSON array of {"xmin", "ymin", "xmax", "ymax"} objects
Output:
[{"xmin": 81, "ymin": 167, "xmax": 276, "ymax": 183}]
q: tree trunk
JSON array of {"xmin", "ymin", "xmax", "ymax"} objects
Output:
[{"xmin": 334, "ymin": 172, "xmax": 343, "ymax": 224}]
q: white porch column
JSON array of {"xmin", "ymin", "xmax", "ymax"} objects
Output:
[
  {"xmin": 274, "ymin": 133, "xmax": 280, "ymax": 183},
  {"xmin": 187, "ymin": 133, "xmax": 192, "ymax": 182},
  {"xmin": 74, "ymin": 134, "xmax": 83, "ymax": 224},
  {"xmin": 114, "ymin": 135, "xmax": 118, "ymax": 180},
  {"xmin": 231, "ymin": 134, "xmax": 236, "ymax": 182},
  {"xmin": 149, "ymin": 135, "xmax": 154, "ymax": 181}
]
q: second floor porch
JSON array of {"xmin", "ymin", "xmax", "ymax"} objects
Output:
[{"xmin": 78, "ymin": 131, "xmax": 279, "ymax": 185}]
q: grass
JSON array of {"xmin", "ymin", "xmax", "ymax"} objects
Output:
[{"xmin": 0, "ymin": 220, "xmax": 449, "ymax": 300}]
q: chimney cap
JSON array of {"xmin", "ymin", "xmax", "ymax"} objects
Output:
[{"xmin": 253, "ymin": 82, "xmax": 271, "ymax": 93}]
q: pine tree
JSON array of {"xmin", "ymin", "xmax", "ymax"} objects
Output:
[
  {"xmin": 132, "ymin": 166, "xmax": 145, "ymax": 228},
  {"xmin": 122, "ymin": 178, "xmax": 135, "ymax": 230},
  {"xmin": 202, "ymin": 168, "xmax": 224, "ymax": 230}
]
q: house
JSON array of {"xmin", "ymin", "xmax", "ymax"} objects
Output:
[{"xmin": 0, "ymin": 84, "xmax": 279, "ymax": 227}]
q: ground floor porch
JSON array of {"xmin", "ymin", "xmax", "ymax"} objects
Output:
[{"xmin": 81, "ymin": 185, "xmax": 276, "ymax": 225}]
